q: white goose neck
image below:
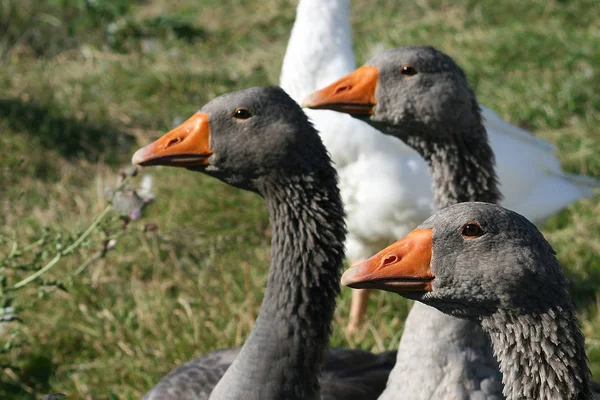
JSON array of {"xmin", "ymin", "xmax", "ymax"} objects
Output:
[{"xmin": 280, "ymin": 0, "xmax": 355, "ymax": 103}]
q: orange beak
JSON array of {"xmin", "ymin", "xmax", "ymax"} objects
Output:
[
  {"xmin": 341, "ymin": 228, "xmax": 434, "ymax": 294},
  {"xmin": 131, "ymin": 113, "xmax": 213, "ymax": 168},
  {"xmin": 302, "ymin": 66, "xmax": 378, "ymax": 116}
]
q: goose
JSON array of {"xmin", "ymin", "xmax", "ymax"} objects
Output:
[
  {"xmin": 131, "ymin": 86, "xmax": 395, "ymax": 400},
  {"xmin": 281, "ymin": 0, "xmax": 600, "ymax": 333},
  {"xmin": 341, "ymin": 201, "xmax": 593, "ymax": 400}
]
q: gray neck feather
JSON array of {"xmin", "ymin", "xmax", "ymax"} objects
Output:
[
  {"xmin": 404, "ymin": 124, "xmax": 502, "ymax": 210},
  {"xmin": 209, "ymin": 171, "xmax": 346, "ymax": 400},
  {"xmin": 481, "ymin": 302, "xmax": 592, "ymax": 400}
]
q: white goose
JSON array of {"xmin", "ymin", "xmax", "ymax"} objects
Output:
[{"xmin": 279, "ymin": 0, "xmax": 599, "ymax": 332}]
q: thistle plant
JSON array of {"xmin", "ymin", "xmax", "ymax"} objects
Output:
[{"xmin": 0, "ymin": 166, "xmax": 155, "ymax": 393}]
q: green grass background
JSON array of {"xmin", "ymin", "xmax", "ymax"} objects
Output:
[{"xmin": 0, "ymin": 0, "xmax": 599, "ymax": 398}]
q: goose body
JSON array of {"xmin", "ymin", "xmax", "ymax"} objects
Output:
[
  {"xmin": 132, "ymin": 87, "xmax": 395, "ymax": 400},
  {"xmin": 342, "ymin": 202, "xmax": 593, "ymax": 400},
  {"xmin": 282, "ymin": 0, "xmax": 599, "ymax": 332}
]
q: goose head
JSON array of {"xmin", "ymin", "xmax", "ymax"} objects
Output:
[
  {"xmin": 341, "ymin": 202, "xmax": 566, "ymax": 320},
  {"xmin": 303, "ymin": 46, "xmax": 484, "ymax": 144},
  {"xmin": 132, "ymin": 86, "xmax": 330, "ymax": 193}
]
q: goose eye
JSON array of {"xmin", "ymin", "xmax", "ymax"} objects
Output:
[
  {"xmin": 462, "ymin": 222, "xmax": 484, "ymax": 238},
  {"xmin": 233, "ymin": 108, "xmax": 252, "ymax": 119},
  {"xmin": 401, "ymin": 65, "xmax": 417, "ymax": 76}
]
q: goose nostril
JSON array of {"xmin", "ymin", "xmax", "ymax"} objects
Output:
[
  {"xmin": 334, "ymin": 85, "xmax": 351, "ymax": 94},
  {"xmin": 166, "ymin": 137, "xmax": 182, "ymax": 148},
  {"xmin": 382, "ymin": 255, "xmax": 398, "ymax": 265}
]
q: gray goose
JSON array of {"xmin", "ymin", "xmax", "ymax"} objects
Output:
[
  {"xmin": 342, "ymin": 202, "xmax": 593, "ymax": 400},
  {"xmin": 132, "ymin": 86, "xmax": 395, "ymax": 400},
  {"xmin": 304, "ymin": 46, "xmax": 505, "ymax": 398}
]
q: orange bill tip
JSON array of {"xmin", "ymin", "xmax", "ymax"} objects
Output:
[
  {"xmin": 341, "ymin": 228, "xmax": 434, "ymax": 294},
  {"xmin": 302, "ymin": 66, "xmax": 379, "ymax": 116},
  {"xmin": 132, "ymin": 113, "xmax": 213, "ymax": 168}
]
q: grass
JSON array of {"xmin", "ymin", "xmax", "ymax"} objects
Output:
[{"xmin": 0, "ymin": 0, "xmax": 599, "ymax": 398}]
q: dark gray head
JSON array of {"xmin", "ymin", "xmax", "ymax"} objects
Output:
[
  {"xmin": 303, "ymin": 46, "xmax": 484, "ymax": 144},
  {"xmin": 132, "ymin": 86, "xmax": 333, "ymax": 193},
  {"xmin": 342, "ymin": 202, "xmax": 568, "ymax": 320}
]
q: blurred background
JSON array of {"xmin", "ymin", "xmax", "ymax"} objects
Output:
[{"xmin": 0, "ymin": 0, "xmax": 599, "ymax": 398}]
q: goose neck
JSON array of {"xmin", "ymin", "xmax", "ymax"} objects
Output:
[
  {"xmin": 209, "ymin": 172, "xmax": 346, "ymax": 400},
  {"xmin": 402, "ymin": 125, "xmax": 502, "ymax": 209},
  {"xmin": 481, "ymin": 304, "xmax": 592, "ymax": 400},
  {"xmin": 280, "ymin": 0, "xmax": 355, "ymax": 103}
]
